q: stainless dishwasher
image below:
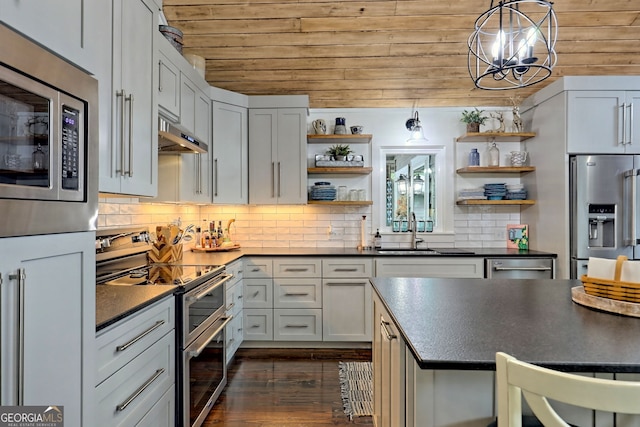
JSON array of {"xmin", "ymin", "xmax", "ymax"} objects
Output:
[{"xmin": 485, "ymin": 258, "xmax": 555, "ymax": 279}]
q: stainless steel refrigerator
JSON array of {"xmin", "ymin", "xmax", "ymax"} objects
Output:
[{"xmin": 570, "ymin": 155, "xmax": 640, "ymax": 278}]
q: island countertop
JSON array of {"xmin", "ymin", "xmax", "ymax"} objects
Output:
[{"xmin": 370, "ymin": 277, "xmax": 640, "ymax": 373}]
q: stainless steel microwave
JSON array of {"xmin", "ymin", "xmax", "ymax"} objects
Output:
[{"xmin": 0, "ymin": 24, "xmax": 98, "ymax": 237}]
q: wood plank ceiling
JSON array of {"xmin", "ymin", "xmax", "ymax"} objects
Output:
[{"xmin": 162, "ymin": 0, "xmax": 640, "ymax": 108}]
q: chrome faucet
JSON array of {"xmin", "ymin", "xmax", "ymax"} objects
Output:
[{"xmin": 411, "ymin": 212, "xmax": 424, "ymax": 249}]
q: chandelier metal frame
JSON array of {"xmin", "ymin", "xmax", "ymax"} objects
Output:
[{"xmin": 468, "ymin": 0, "xmax": 557, "ymax": 90}]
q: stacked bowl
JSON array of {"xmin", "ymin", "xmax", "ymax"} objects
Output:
[
  {"xmin": 309, "ymin": 182, "xmax": 336, "ymax": 201},
  {"xmin": 484, "ymin": 183, "xmax": 507, "ymax": 200},
  {"xmin": 506, "ymin": 184, "xmax": 527, "ymax": 200}
]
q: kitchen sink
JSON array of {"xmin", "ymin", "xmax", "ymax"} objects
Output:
[{"xmin": 375, "ymin": 248, "xmax": 475, "ymax": 255}]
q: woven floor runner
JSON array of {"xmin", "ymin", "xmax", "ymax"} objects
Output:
[{"xmin": 338, "ymin": 361, "xmax": 373, "ymax": 420}]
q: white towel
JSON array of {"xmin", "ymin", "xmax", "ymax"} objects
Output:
[
  {"xmin": 587, "ymin": 257, "xmax": 618, "ymax": 280},
  {"xmin": 620, "ymin": 260, "xmax": 640, "ymax": 283}
]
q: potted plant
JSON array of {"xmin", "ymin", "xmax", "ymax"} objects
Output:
[
  {"xmin": 327, "ymin": 144, "xmax": 353, "ymax": 161},
  {"xmin": 460, "ymin": 108, "xmax": 488, "ymax": 133}
]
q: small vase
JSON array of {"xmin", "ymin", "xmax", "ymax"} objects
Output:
[{"xmin": 466, "ymin": 122, "xmax": 480, "ymax": 133}]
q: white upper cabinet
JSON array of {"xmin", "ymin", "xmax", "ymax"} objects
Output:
[
  {"xmin": 212, "ymin": 101, "xmax": 248, "ymax": 204},
  {"xmin": 97, "ymin": 0, "xmax": 159, "ymax": 196},
  {"xmin": 567, "ymin": 90, "xmax": 640, "ymax": 154},
  {"xmin": 0, "ymin": 0, "xmax": 97, "ymax": 73},
  {"xmin": 249, "ymin": 96, "xmax": 308, "ymax": 204},
  {"xmin": 157, "ymin": 47, "xmax": 180, "ymax": 122}
]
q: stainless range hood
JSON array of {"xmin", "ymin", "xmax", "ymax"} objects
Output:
[{"xmin": 158, "ymin": 117, "xmax": 208, "ymax": 154}]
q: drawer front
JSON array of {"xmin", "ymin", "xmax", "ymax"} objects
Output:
[
  {"xmin": 225, "ymin": 282, "xmax": 243, "ymax": 317},
  {"xmin": 274, "ymin": 278, "xmax": 322, "ymax": 309},
  {"xmin": 225, "ymin": 259, "xmax": 244, "ymax": 286},
  {"xmin": 96, "ymin": 331, "xmax": 174, "ymax": 426},
  {"xmin": 243, "ymin": 278, "xmax": 273, "ymax": 309},
  {"xmin": 374, "ymin": 257, "xmax": 484, "ymax": 278},
  {"xmin": 226, "ymin": 315, "xmax": 244, "ymax": 363},
  {"xmin": 135, "ymin": 385, "xmax": 175, "ymax": 427},
  {"xmin": 273, "ymin": 258, "xmax": 321, "ymax": 278},
  {"xmin": 243, "ymin": 308, "xmax": 273, "ymax": 341},
  {"xmin": 274, "ymin": 309, "xmax": 322, "ymax": 341},
  {"xmin": 244, "ymin": 257, "xmax": 273, "ymax": 278},
  {"xmin": 322, "ymin": 258, "xmax": 373, "ymax": 278},
  {"xmin": 96, "ymin": 297, "xmax": 175, "ymax": 385}
]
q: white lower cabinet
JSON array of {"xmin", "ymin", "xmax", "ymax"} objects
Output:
[
  {"xmin": 225, "ymin": 260, "xmax": 244, "ymax": 363},
  {"xmin": 273, "ymin": 309, "xmax": 322, "ymax": 341},
  {"xmin": 322, "ymin": 258, "xmax": 373, "ymax": 342},
  {"xmin": 375, "ymin": 257, "xmax": 484, "ymax": 278},
  {"xmin": 0, "ymin": 232, "xmax": 95, "ymax": 426},
  {"xmin": 95, "ymin": 296, "xmax": 175, "ymax": 427},
  {"xmin": 244, "ymin": 309, "xmax": 274, "ymax": 341}
]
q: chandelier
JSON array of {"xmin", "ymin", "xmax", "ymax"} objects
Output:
[{"xmin": 468, "ymin": 0, "xmax": 557, "ymax": 90}]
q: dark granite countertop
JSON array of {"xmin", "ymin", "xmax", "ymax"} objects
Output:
[
  {"xmin": 96, "ymin": 284, "xmax": 177, "ymax": 332},
  {"xmin": 370, "ymin": 277, "xmax": 640, "ymax": 373}
]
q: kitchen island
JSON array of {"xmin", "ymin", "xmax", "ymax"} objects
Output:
[{"xmin": 370, "ymin": 277, "xmax": 640, "ymax": 427}]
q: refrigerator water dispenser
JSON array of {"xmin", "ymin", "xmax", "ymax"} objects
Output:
[{"xmin": 588, "ymin": 204, "xmax": 615, "ymax": 248}]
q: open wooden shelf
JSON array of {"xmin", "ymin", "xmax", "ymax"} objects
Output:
[
  {"xmin": 456, "ymin": 132, "xmax": 536, "ymax": 142},
  {"xmin": 308, "ymin": 167, "xmax": 372, "ymax": 175},
  {"xmin": 456, "ymin": 166, "xmax": 535, "ymax": 173},
  {"xmin": 307, "ymin": 200, "xmax": 373, "ymax": 206},
  {"xmin": 456, "ymin": 199, "xmax": 536, "ymax": 206},
  {"xmin": 307, "ymin": 134, "xmax": 372, "ymax": 144}
]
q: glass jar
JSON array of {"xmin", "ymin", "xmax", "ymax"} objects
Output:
[
  {"xmin": 488, "ymin": 142, "xmax": 500, "ymax": 166},
  {"xmin": 468, "ymin": 148, "xmax": 480, "ymax": 166},
  {"xmin": 32, "ymin": 143, "xmax": 46, "ymax": 170}
]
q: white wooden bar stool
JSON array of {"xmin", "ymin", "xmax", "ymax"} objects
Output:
[{"xmin": 496, "ymin": 352, "xmax": 640, "ymax": 427}]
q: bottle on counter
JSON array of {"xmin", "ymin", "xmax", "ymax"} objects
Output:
[
  {"xmin": 374, "ymin": 229, "xmax": 382, "ymax": 249},
  {"xmin": 194, "ymin": 226, "xmax": 202, "ymax": 248}
]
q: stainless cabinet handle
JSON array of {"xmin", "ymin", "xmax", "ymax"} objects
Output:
[
  {"xmin": 214, "ymin": 158, "xmax": 219, "ymax": 197},
  {"xmin": 334, "ymin": 268, "xmax": 358, "ymax": 272},
  {"xmin": 187, "ymin": 274, "xmax": 232, "ymax": 302},
  {"xmin": 116, "ymin": 320, "xmax": 165, "ymax": 352},
  {"xmin": 252, "ymin": 290, "xmax": 260, "ymax": 298},
  {"xmin": 284, "ymin": 268, "xmax": 309, "ymax": 272},
  {"xmin": 237, "ymin": 294, "xmax": 243, "ymax": 300},
  {"xmin": 9, "ymin": 269, "xmax": 26, "ymax": 405},
  {"xmin": 621, "ymin": 103, "xmax": 627, "ymax": 145},
  {"xmin": 116, "ymin": 368, "xmax": 165, "ymax": 412},
  {"xmin": 325, "ymin": 281, "xmax": 367, "ymax": 286},
  {"xmin": 277, "ymin": 161, "xmax": 282, "ymax": 197},
  {"xmin": 271, "ymin": 162, "xmax": 276, "ymax": 198},
  {"xmin": 158, "ymin": 59, "xmax": 163, "ymax": 92},
  {"xmin": 126, "ymin": 94, "xmax": 134, "ymax": 177},
  {"xmin": 629, "ymin": 103, "xmax": 634, "ymax": 145},
  {"xmin": 493, "ymin": 266, "xmax": 552, "ymax": 271},
  {"xmin": 189, "ymin": 316, "xmax": 232, "ymax": 357},
  {"xmin": 117, "ymin": 90, "xmax": 125, "ymax": 176},
  {"xmin": 226, "ymin": 302, "xmax": 235, "ymax": 310},
  {"xmin": 624, "ymin": 169, "xmax": 640, "ymax": 245},
  {"xmin": 285, "ymin": 324, "xmax": 308, "ymax": 328},
  {"xmin": 380, "ymin": 318, "xmax": 397, "ymax": 341},
  {"xmin": 284, "ymin": 292, "xmax": 309, "ymax": 296}
]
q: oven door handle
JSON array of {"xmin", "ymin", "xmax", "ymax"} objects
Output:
[
  {"xmin": 186, "ymin": 273, "xmax": 232, "ymax": 303},
  {"xmin": 189, "ymin": 315, "xmax": 233, "ymax": 358}
]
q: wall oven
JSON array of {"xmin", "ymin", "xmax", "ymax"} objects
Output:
[{"xmin": 0, "ymin": 23, "xmax": 98, "ymax": 237}]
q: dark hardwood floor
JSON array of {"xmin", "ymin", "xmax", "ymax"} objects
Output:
[{"xmin": 203, "ymin": 348, "xmax": 374, "ymax": 427}]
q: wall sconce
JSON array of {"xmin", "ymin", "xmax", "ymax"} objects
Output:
[
  {"xmin": 467, "ymin": 0, "xmax": 557, "ymax": 90},
  {"xmin": 396, "ymin": 174, "xmax": 407, "ymax": 195},
  {"xmin": 405, "ymin": 111, "xmax": 428, "ymax": 143},
  {"xmin": 413, "ymin": 174, "xmax": 425, "ymax": 195}
]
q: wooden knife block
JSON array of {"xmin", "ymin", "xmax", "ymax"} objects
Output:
[{"xmin": 148, "ymin": 243, "xmax": 183, "ymax": 263}]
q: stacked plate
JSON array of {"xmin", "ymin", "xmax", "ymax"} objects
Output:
[
  {"xmin": 506, "ymin": 184, "xmax": 527, "ymax": 200},
  {"xmin": 310, "ymin": 182, "xmax": 336, "ymax": 201},
  {"xmin": 484, "ymin": 183, "xmax": 507, "ymax": 200}
]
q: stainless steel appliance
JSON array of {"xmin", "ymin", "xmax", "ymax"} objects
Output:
[
  {"xmin": 95, "ymin": 227, "xmax": 232, "ymax": 427},
  {"xmin": 0, "ymin": 24, "xmax": 98, "ymax": 237},
  {"xmin": 158, "ymin": 117, "xmax": 208, "ymax": 154},
  {"xmin": 570, "ymin": 155, "xmax": 640, "ymax": 278},
  {"xmin": 485, "ymin": 258, "xmax": 555, "ymax": 279}
]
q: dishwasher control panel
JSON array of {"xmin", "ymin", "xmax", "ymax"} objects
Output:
[{"xmin": 485, "ymin": 258, "xmax": 555, "ymax": 279}]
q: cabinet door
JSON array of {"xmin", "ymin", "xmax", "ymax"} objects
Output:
[
  {"xmin": 626, "ymin": 91, "xmax": 640, "ymax": 153},
  {"xmin": 179, "ymin": 152, "xmax": 211, "ymax": 203},
  {"xmin": 195, "ymin": 90, "xmax": 211, "ymax": 143},
  {"xmin": 101, "ymin": 0, "xmax": 158, "ymax": 196},
  {"xmin": 0, "ymin": 0, "xmax": 93, "ymax": 72},
  {"xmin": 212, "ymin": 101, "xmax": 248, "ymax": 204},
  {"xmin": 0, "ymin": 232, "xmax": 94, "ymax": 426},
  {"xmin": 158, "ymin": 49, "xmax": 180, "ymax": 121},
  {"xmin": 276, "ymin": 108, "xmax": 307, "ymax": 204},
  {"xmin": 567, "ymin": 91, "xmax": 626, "ymax": 154},
  {"xmin": 248, "ymin": 109, "xmax": 278, "ymax": 204},
  {"xmin": 322, "ymin": 278, "xmax": 372, "ymax": 341}
]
